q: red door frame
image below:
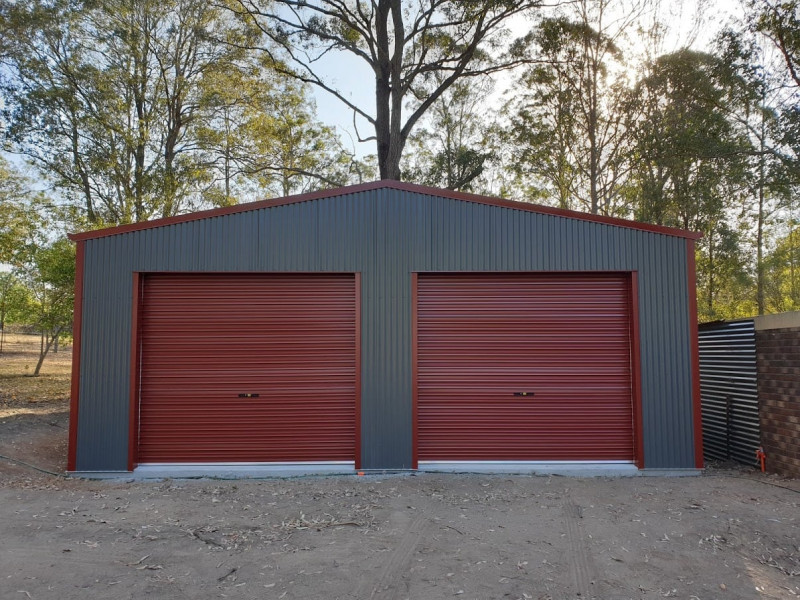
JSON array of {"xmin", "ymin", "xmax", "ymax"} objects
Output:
[
  {"xmin": 66, "ymin": 241, "xmax": 86, "ymax": 472},
  {"xmin": 411, "ymin": 271, "xmax": 645, "ymax": 470},
  {"xmin": 127, "ymin": 273, "xmax": 142, "ymax": 471},
  {"xmin": 127, "ymin": 271, "xmax": 362, "ymax": 471}
]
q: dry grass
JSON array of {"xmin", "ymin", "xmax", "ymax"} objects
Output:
[{"xmin": 0, "ymin": 333, "xmax": 72, "ymax": 406}]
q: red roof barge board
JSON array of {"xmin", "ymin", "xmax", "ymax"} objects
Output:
[{"xmin": 67, "ymin": 180, "xmax": 702, "ymax": 242}]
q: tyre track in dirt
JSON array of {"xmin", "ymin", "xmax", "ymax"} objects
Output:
[
  {"xmin": 353, "ymin": 511, "xmax": 429, "ymax": 600},
  {"xmin": 563, "ymin": 497, "xmax": 598, "ymax": 598}
]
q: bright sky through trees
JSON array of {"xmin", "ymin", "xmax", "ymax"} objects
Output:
[{"xmin": 311, "ymin": 0, "xmax": 737, "ymax": 158}]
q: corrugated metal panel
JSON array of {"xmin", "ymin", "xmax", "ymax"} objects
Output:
[
  {"xmin": 417, "ymin": 274, "xmax": 634, "ymax": 461},
  {"xmin": 76, "ymin": 188, "xmax": 696, "ymax": 471},
  {"xmin": 698, "ymin": 320, "xmax": 760, "ymax": 465},
  {"xmin": 137, "ymin": 274, "xmax": 356, "ymax": 463}
]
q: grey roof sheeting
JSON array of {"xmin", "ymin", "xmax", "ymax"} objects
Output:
[
  {"xmin": 69, "ymin": 180, "xmax": 701, "ymax": 242},
  {"xmin": 71, "ymin": 183, "xmax": 700, "ymax": 472}
]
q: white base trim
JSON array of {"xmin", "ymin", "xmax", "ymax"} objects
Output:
[
  {"xmin": 131, "ymin": 461, "xmax": 355, "ymax": 479},
  {"xmin": 418, "ymin": 460, "xmax": 640, "ymax": 476},
  {"xmin": 417, "ymin": 461, "xmax": 701, "ymax": 477}
]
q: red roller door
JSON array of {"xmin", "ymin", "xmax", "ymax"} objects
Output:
[
  {"xmin": 416, "ymin": 273, "xmax": 635, "ymax": 462},
  {"xmin": 136, "ymin": 273, "xmax": 357, "ymax": 464}
]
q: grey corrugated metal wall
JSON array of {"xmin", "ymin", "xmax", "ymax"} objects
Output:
[
  {"xmin": 698, "ymin": 320, "xmax": 760, "ymax": 465},
  {"xmin": 75, "ymin": 187, "xmax": 696, "ymax": 471}
]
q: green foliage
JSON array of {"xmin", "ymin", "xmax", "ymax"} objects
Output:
[
  {"xmin": 1, "ymin": 0, "xmax": 356, "ymax": 226},
  {"xmin": 0, "ymin": 157, "xmax": 75, "ymax": 366},
  {"xmin": 763, "ymin": 222, "xmax": 800, "ymax": 312},
  {"xmin": 503, "ymin": 7, "xmax": 634, "ymax": 216},
  {"xmin": 402, "ymin": 79, "xmax": 495, "ymax": 192},
  {"xmin": 629, "ymin": 50, "xmax": 751, "ymax": 228},
  {"xmin": 0, "ymin": 158, "xmax": 42, "ymax": 265},
  {"xmin": 0, "ymin": 273, "xmax": 36, "ymax": 329}
]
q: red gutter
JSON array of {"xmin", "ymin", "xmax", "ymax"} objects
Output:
[
  {"xmin": 687, "ymin": 239, "xmax": 705, "ymax": 468},
  {"xmin": 67, "ymin": 180, "xmax": 702, "ymax": 242},
  {"xmin": 67, "ymin": 241, "xmax": 85, "ymax": 471}
]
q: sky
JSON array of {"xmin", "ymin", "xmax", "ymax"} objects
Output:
[{"xmin": 308, "ymin": 0, "xmax": 741, "ymax": 159}]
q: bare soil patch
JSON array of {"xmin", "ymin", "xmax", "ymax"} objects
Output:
[
  {"xmin": 0, "ymin": 332, "xmax": 72, "ymax": 404},
  {"xmin": 0, "ymin": 332, "xmax": 71, "ymax": 480},
  {"xmin": 0, "ymin": 468, "xmax": 798, "ymax": 600}
]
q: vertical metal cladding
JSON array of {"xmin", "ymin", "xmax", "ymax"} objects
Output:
[
  {"xmin": 76, "ymin": 187, "xmax": 696, "ymax": 471},
  {"xmin": 698, "ymin": 319, "xmax": 760, "ymax": 466}
]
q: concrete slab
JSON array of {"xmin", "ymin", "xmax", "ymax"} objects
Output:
[{"xmin": 70, "ymin": 461, "xmax": 702, "ymax": 479}]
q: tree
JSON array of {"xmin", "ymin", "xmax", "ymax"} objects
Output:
[
  {"xmin": 19, "ymin": 238, "xmax": 76, "ymax": 375},
  {"xmin": 0, "ymin": 273, "xmax": 35, "ymax": 355},
  {"xmin": 763, "ymin": 215, "xmax": 800, "ymax": 311},
  {"xmin": 194, "ymin": 66, "xmax": 361, "ymax": 203},
  {"xmin": 241, "ymin": 79, "xmax": 362, "ymax": 197},
  {"xmin": 716, "ymin": 29, "xmax": 797, "ymax": 315},
  {"xmin": 0, "ymin": 156, "xmax": 76, "ymax": 369},
  {"xmin": 628, "ymin": 49, "xmax": 754, "ymax": 318},
  {"xmin": 0, "ymin": 0, "xmax": 259, "ymax": 224},
  {"xmin": 229, "ymin": 0, "xmax": 546, "ymax": 180},
  {"xmin": 0, "ymin": 158, "xmax": 40, "ymax": 265},
  {"xmin": 751, "ymin": 0, "xmax": 800, "ymax": 87},
  {"xmin": 505, "ymin": 0, "xmax": 647, "ymax": 214},
  {"xmin": 629, "ymin": 50, "xmax": 751, "ymax": 228},
  {"xmin": 402, "ymin": 78, "xmax": 495, "ymax": 192}
]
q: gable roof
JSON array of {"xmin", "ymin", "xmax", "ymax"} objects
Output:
[{"xmin": 67, "ymin": 180, "xmax": 702, "ymax": 242}]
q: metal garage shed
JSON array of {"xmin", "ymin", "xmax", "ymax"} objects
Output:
[{"xmin": 67, "ymin": 180, "xmax": 703, "ymax": 475}]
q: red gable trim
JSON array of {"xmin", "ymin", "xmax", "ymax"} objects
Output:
[{"xmin": 67, "ymin": 180, "xmax": 702, "ymax": 242}]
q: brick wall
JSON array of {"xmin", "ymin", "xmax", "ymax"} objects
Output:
[{"xmin": 755, "ymin": 325, "xmax": 800, "ymax": 478}]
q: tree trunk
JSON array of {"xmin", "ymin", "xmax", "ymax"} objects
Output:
[
  {"xmin": 374, "ymin": 0, "xmax": 393, "ymax": 180},
  {"xmin": 756, "ymin": 113, "xmax": 767, "ymax": 315},
  {"xmin": 588, "ymin": 54, "xmax": 600, "ymax": 214},
  {"xmin": 0, "ymin": 302, "xmax": 5, "ymax": 355},
  {"xmin": 33, "ymin": 325, "xmax": 64, "ymax": 377},
  {"xmin": 372, "ymin": 0, "xmax": 407, "ymax": 181},
  {"xmin": 707, "ymin": 230, "xmax": 715, "ymax": 316},
  {"xmin": 72, "ymin": 121, "xmax": 97, "ymax": 223}
]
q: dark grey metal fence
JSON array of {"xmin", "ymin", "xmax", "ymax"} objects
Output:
[{"xmin": 698, "ymin": 319, "xmax": 760, "ymax": 466}]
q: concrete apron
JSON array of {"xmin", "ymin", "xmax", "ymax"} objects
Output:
[{"xmin": 69, "ymin": 461, "xmax": 702, "ymax": 479}]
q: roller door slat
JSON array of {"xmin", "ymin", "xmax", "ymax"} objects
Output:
[
  {"xmin": 137, "ymin": 273, "xmax": 356, "ymax": 464},
  {"xmin": 417, "ymin": 273, "xmax": 635, "ymax": 462}
]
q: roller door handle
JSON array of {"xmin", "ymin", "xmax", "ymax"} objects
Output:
[
  {"xmin": 513, "ymin": 392, "xmax": 535, "ymax": 397},
  {"xmin": 238, "ymin": 393, "xmax": 260, "ymax": 398}
]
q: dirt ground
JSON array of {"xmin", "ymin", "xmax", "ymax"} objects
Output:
[{"xmin": 1, "ymin": 338, "xmax": 799, "ymax": 600}]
